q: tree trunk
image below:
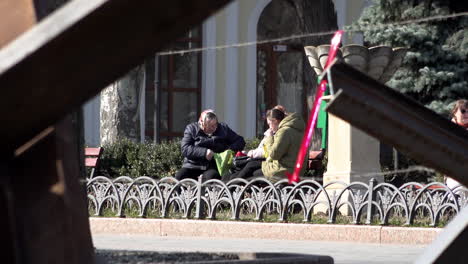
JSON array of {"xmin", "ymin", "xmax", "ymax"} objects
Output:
[
  {"xmin": 100, "ymin": 66, "xmax": 144, "ymax": 144},
  {"xmin": 293, "ymin": 0, "xmax": 338, "ymax": 46}
]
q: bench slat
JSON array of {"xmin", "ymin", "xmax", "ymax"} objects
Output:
[
  {"xmin": 85, "ymin": 147, "xmax": 102, "ymax": 156},
  {"xmin": 85, "ymin": 157, "xmax": 98, "ymax": 167},
  {"xmin": 309, "ymin": 151, "xmax": 323, "ymax": 160}
]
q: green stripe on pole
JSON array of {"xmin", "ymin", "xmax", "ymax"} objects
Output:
[{"xmin": 316, "ymin": 88, "xmax": 329, "ymax": 149}]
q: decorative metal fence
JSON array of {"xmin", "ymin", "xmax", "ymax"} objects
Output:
[{"xmin": 87, "ymin": 176, "xmax": 467, "ymax": 226}]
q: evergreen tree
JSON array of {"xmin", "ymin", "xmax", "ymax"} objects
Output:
[{"xmin": 351, "ymin": 0, "xmax": 468, "ymax": 115}]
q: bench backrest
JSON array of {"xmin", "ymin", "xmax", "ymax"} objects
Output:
[
  {"xmin": 308, "ymin": 149, "xmax": 326, "ymax": 170},
  {"xmin": 403, "ymin": 183, "xmax": 445, "ymax": 190},
  {"xmin": 85, "ymin": 147, "xmax": 103, "ymax": 178}
]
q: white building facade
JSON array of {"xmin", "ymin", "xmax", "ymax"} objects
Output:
[{"xmin": 83, "ymin": 0, "xmax": 367, "ymax": 146}]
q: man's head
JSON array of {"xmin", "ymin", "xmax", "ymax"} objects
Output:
[{"xmin": 199, "ymin": 109, "xmax": 218, "ymax": 135}]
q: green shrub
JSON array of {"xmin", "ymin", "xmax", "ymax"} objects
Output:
[
  {"xmin": 95, "ymin": 138, "xmax": 308, "ymax": 179},
  {"xmin": 244, "ymin": 137, "xmax": 262, "ymax": 151},
  {"xmin": 97, "ymin": 138, "xmax": 135, "ymax": 177},
  {"xmin": 97, "ymin": 137, "xmax": 283, "ymax": 179},
  {"xmin": 97, "ymin": 138, "xmax": 182, "ymax": 179}
]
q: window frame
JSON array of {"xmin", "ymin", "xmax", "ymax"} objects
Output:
[{"xmin": 145, "ymin": 28, "xmax": 202, "ymax": 142}]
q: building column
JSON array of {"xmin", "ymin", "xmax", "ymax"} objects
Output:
[
  {"xmin": 202, "ymin": 17, "xmax": 216, "ymax": 110},
  {"xmin": 317, "ymin": 105, "xmax": 382, "ymax": 215},
  {"xmin": 324, "ymin": 113, "xmax": 382, "ymax": 184},
  {"xmin": 245, "ymin": 0, "xmax": 271, "ymax": 138},
  {"xmin": 224, "ymin": 1, "xmax": 239, "ymax": 130}
]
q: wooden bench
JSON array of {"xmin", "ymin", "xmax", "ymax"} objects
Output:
[
  {"xmin": 85, "ymin": 147, "xmax": 103, "ymax": 179},
  {"xmin": 308, "ymin": 148, "xmax": 325, "ymax": 171},
  {"xmin": 306, "ymin": 148, "xmax": 326, "ymax": 181},
  {"xmin": 403, "ymin": 182, "xmax": 445, "ymax": 190}
]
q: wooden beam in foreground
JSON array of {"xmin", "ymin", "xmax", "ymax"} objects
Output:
[
  {"xmin": 0, "ymin": 0, "xmax": 36, "ymax": 48},
  {"xmin": 0, "ymin": 0, "xmax": 231, "ymax": 153},
  {"xmin": 0, "ymin": 1, "xmax": 231, "ymax": 263}
]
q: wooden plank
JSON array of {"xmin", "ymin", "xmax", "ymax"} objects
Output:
[
  {"xmin": 0, "ymin": 1, "xmax": 232, "ymax": 263},
  {"xmin": 85, "ymin": 147, "xmax": 102, "ymax": 156},
  {"xmin": 0, "ymin": 0, "xmax": 36, "ymax": 48},
  {"xmin": 0, "ymin": 2, "xmax": 37, "ymax": 262},
  {"xmin": 10, "ymin": 115, "xmax": 94, "ymax": 264},
  {"xmin": 85, "ymin": 157, "xmax": 98, "ymax": 167},
  {"xmin": 0, "ymin": 0, "xmax": 232, "ymax": 154}
]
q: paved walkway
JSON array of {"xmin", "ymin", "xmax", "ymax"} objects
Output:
[{"xmin": 92, "ymin": 234, "xmax": 427, "ymax": 264}]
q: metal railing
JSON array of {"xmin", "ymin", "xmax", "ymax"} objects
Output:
[{"xmin": 87, "ymin": 176, "xmax": 467, "ymax": 226}]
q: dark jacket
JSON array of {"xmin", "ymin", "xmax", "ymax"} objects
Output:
[{"xmin": 181, "ymin": 122, "xmax": 245, "ymax": 170}]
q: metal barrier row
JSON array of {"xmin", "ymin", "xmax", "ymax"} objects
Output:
[{"xmin": 87, "ymin": 176, "xmax": 467, "ymax": 226}]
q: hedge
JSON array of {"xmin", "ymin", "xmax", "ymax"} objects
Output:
[{"xmin": 97, "ymin": 137, "xmax": 262, "ymax": 179}]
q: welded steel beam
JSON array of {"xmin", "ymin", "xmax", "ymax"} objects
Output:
[
  {"xmin": 326, "ymin": 61, "xmax": 468, "ymax": 264},
  {"xmin": 0, "ymin": 0, "xmax": 231, "ymax": 154},
  {"xmin": 326, "ymin": 62, "xmax": 468, "ymax": 186}
]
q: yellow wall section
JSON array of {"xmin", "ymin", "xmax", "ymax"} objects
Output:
[
  {"xmin": 236, "ymin": 0, "xmax": 258, "ymax": 137},
  {"xmin": 214, "ymin": 9, "xmax": 226, "ymax": 122},
  {"xmin": 205, "ymin": 0, "xmax": 367, "ymax": 137}
]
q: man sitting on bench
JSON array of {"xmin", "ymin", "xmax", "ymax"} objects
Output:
[{"xmin": 175, "ymin": 109, "xmax": 245, "ymax": 182}]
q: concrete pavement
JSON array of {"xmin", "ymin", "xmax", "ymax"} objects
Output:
[
  {"xmin": 92, "ymin": 234, "xmax": 427, "ymax": 264},
  {"xmin": 90, "ymin": 218, "xmax": 436, "ymax": 263}
]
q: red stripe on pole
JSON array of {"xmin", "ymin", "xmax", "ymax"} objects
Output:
[{"xmin": 287, "ymin": 30, "xmax": 343, "ymax": 184}]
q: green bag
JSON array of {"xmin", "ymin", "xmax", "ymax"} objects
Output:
[{"xmin": 213, "ymin": 150, "xmax": 234, "ymax": 177}]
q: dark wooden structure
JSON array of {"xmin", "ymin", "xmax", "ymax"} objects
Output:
[{"xmin": 0, "ymin": 0, "xmax": 231, "ymax": 263}]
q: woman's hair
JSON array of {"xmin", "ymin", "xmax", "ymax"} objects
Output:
[
  {"xmin": 266, "ymin": 108, "xmax": 286, "ymax": 121},
  {"xmin": 450, "ymin": 99, "xmax": 468, "ymax": 118},
  {"xmin": 273, "ymin": 105, "xmax": 287, "ymax": 115}
]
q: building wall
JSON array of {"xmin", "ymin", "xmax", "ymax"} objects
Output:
[
  {"xmin": 202, "ymin": 17, "xmax": 216, "ymax": 111},
  {"xmin": 208, "ymin": 0, "xmax": 271, "ymax": 138},
  {"xmin": 207, "ymin": 0, "xmax": 367, "ymax": 139},
  {"xmin": 241, "ymin": 0, "xmax": 271, "ymax": 139},
  {"xmin": 83, "ymin": 0, "xmax": 368, "ymax": 145},
  {"xmin": 83, "ymin": 95, "xmax": 100, "ymax": 146}
]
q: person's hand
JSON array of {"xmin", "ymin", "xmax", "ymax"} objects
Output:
[
  {"xmin": 265, "ymin": 129, "xmax": 274, "ymax": 137},
  {"xmin": 206, "ymin": 149, "xmax": 214, "ymax": 160},
  {"xmin": 247, "ymin": 150, "xmax": 253, "ymax": 157}
]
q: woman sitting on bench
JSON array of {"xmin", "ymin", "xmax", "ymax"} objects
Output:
[
  {"xmin": 223, "ymin": 106, "xmax": 305, "ymax": 183},
  {"xmin": 222, "ymin": 107, "xmax": 285, "ymax": 182}
]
